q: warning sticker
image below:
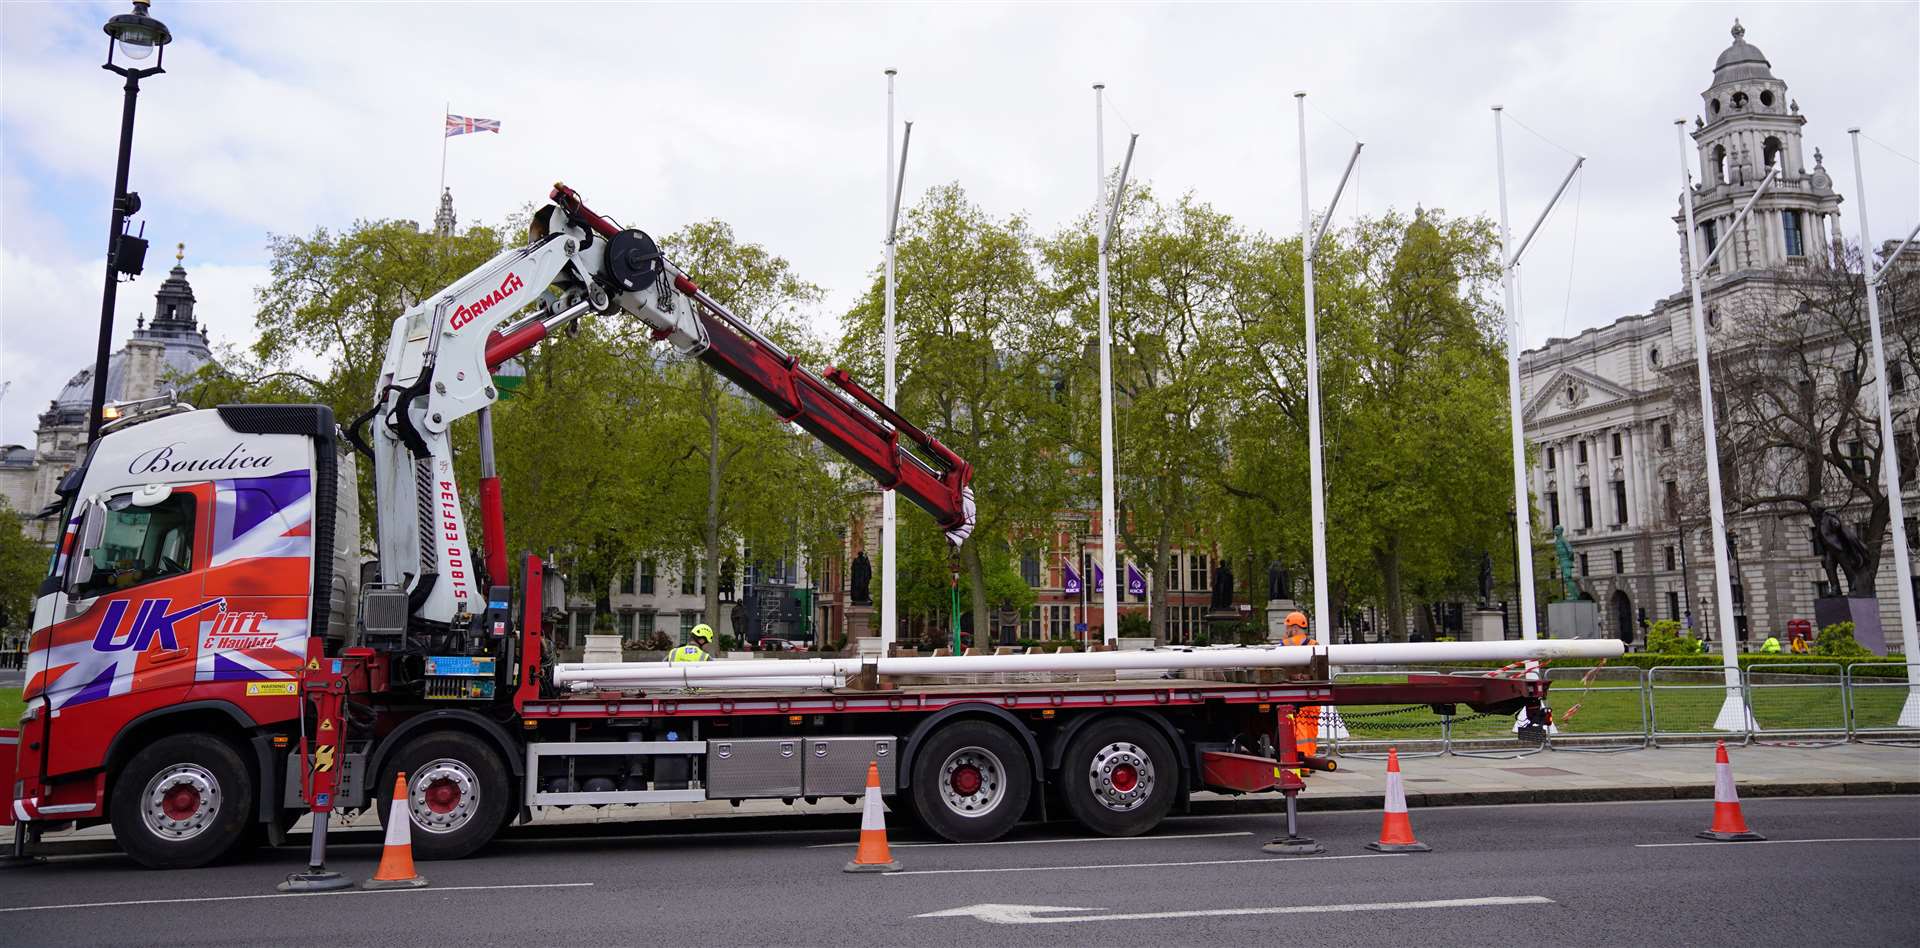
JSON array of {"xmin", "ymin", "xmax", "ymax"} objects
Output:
[{"xmin": 245, "ymin": 682, "xmax": 299, "ymax": 696}]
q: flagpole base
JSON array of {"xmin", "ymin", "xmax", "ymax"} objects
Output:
[
  {"xmin": 1712, "ymin": 690, "xmax": 1755, "ymax": 732},
  {"xmin": 1897, "ymin": 689, "xmax": 1920, "ymax": 729}
]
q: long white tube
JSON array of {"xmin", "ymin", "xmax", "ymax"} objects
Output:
[
  {"xmin": 555, "ymin": 638, "xmax": 1624, "ymax": 686},
  {"xmin": 1297, "ymin": 93, "xmax": 1331, "ymax": 642},
  {"xmin": 1492, "ymin": 107, "xmax": 1541, "ymax": 643},
  {"xmin": 881, "ymin": 68, "xmax": 899, "ymax": 653},
  {"xmin": 1848, "ymin": 128, "xmax": 1920, "ymax": 728},
  {"xmin": 1094, "ymin": 82, "xmax": 1119, "ymax": 646},
  {"xmin": 570, "ymin": 675, "xmax": 845, "ymax": 692},
  {"xmin": 1673, "ymin": 120, "xmax": 1750, "ymax": 732}
]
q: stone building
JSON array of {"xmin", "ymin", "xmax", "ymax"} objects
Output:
[
  {"xmin": 1, "ymin": 246, "xmax": 216, "ymax": 543},
  {"xmin": 1519, "ymin": 22, "xmax": 1913, "ymax": 645}
]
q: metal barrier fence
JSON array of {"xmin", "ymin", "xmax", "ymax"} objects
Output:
[
  {"xmin": 1847, "ymin": 663, "xmax": 1920, "ymax": 745},
  {"xmin": 1648, "ymin": 665, "xmax": 1751, "ymax": 746},
  {"xmin": 1321, "ymin": 662, "xmax": 1917, "ymax": 759},
  {"xmin": 1746, "ymin": 663, "xmax": 1850, "ymax": 746},
  {"xmin": 1541, "ymin": 666, "xmax": 1650, "ymax": 752}
]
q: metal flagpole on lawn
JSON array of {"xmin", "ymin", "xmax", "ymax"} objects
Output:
[
  {"xmin": 1491, "ymin": 106, "xmax": 1584, "ymax": 645},
  {"xmin": 1847, "ymin": 128, "xmax": 1920, "ymax": 727},
  {"xmin": 1295, "ymin": 92, "xmax": 1362, "ymax": 643},
  {"xmin": 1093, "ymin": 85, "xmax": 1137, "ymax": 647},
  {"xmin": 1675, "ymin": 119, "xmax": 1775, "ymax": 731},
  {"xmin": 881, "ymin": 69, "xmax": 903, "ymax": 653}
]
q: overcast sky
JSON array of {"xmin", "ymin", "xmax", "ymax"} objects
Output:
[{"xmin": 2, "ymin": 1, "xmax": 1915, "ymax": 446}]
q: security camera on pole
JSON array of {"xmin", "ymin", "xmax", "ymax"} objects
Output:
[
  {"xmin": 1674, "ymin": 119, "xmax": 1776, "ymax": 732},
  {"xmin": 1845, "ymin": 128, "xmax": 1920, "ymax": 727},
  {"xmin": 1092, "ymin": 83, "xmax": 1137, "ymax": 646},
  {"xmin": 1491, "ymin": 106, "xmax": 1584, "ymax": 650}
]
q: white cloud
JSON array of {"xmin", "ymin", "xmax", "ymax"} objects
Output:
[{"xmin": 1, "ymin": 1, "xmax": 1915, "ymax": 447}]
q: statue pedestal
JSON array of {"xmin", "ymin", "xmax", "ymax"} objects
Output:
[
  {"xmin": 1546, "ymin": 600, "xmax": 1603, "ymax": 639},
  {"xmin": 583, "ymin": 634, "xmax": 624, "ymax": 664},
  {"xmin": 1464, "ymin": 607, "xmax": 1506, "ymax": 642},
  {"xmin": 1814, "ymin": 597, "xmax": 1887, "ymax": 654},
  {"xmin": 1265, "ymin": 600, "xmax": 1299, "ymax": 642},
  {"xmin": 845, "ymin": 604, "xmax": 876, "ymax": 644}
]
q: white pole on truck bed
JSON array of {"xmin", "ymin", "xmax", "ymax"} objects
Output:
[{"xmin": 1846, "ymin": 128, "xmax": 1920, "ymax": 727}]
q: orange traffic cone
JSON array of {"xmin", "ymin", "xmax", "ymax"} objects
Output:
[
  {"xmin": 1697, "ymin": 741, "xmax": 1764, "ymax": 841},
  {"xmin": 1365, "ymin": 747, "xmax": 1431, "ymax": 853},
  {"xmin": 843, "ymin": 761, "xmax": 901, "ymax": 873},
  {"xmin": 361, "ymin": 773, "xmax": 430, "ymax": 889}
]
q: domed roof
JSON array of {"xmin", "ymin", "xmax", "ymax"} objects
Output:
[
  {"xmin": 47, "ymin": 245, "xmax": 215, "ymax": 420},
  {"xmin": 1713, "ymin": 20, "xmax": 1775, "ymax": 83}
]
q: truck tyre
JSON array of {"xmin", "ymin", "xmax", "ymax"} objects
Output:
[
  {"xmin": 376, "ymin": 731, "xmax": 509, "ymax": 861},
  {"xmin": 110, "ymin": 733, "xmax": 254, "ymax": 869},
  {"xmin": 908, "ymin": 720, "xmax": 1031, "ymax": 843},
  {"xmin": 1060, "ymin": 718, "xmax": 1178, "ymax": 837}
]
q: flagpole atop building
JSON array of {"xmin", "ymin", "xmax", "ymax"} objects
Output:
[{"xmin": 1846, "ymin": 128, "xmax": 1920, "ymax": 728}]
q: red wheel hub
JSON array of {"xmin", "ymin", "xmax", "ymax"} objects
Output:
[
  {"xmin": 1110, "ymin": 763, "xmax": 1139, "ymax": 793},
  {"xmin": 160, "ymin": 785, "xmax": 201, "ymax": 821},
  {"xmin": 950, "ymin": 764, "xmax": 983, "ymax": 797},
  {"xmin": 424, "ymin": 778, "xmax": 462, "ymax": 814}
]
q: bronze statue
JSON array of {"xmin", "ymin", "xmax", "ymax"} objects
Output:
[
  {"xmin": 1210, "ymin": 562, "xmax": 1235, "ymax": 612},
  {"xmin": 850, "ymin": 551, "xmax": 872, "ymax": 605},
  {"xmin": 1267, "ymin": 561, "xmax": 1289, "ymax": 602},
  {"xmin": 1478, "ymin": 551, "xmax": 1495, "ymax": 606}
]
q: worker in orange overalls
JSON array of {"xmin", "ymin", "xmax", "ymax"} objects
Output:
[{"xmin": 1282, "ymin": 611, "xmax": 1322, "ymax": 776}]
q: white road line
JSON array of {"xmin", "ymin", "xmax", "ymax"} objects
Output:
[
  {"xmin": 0, "ymin": 882, "xmax": 593, "ymax": 914},
  {"xmin": 916, "ymin": 895, "xmax": 1557, "ymax": 924},
  {"xmin": 807, "ymin": 830, "xmax": 1253, "ymax": 849},
  {"xmin": 888, "ymin": 853, "xmax": 1405, "ymax": 876},
  {"xmin": 1635, "ymin": 836, "xmax": 1920, "ymax": 849}
]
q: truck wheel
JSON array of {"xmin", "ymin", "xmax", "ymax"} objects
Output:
[
  {"xmin": 110, "ymin": 733, "xmax": 254, "ymax": 869},
  {"xmin": 908, "ymin": 720, "xmax": 1031, "ymax": 843},
  {"xmin": 1060, "ymin": 718, "xmax": 1178, "ymax": 837},
  {"xmin": 377, "ymin": 732, "xmax": 509, "ymax": 861}
]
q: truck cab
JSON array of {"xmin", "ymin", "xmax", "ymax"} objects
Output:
[{"xmin": 11, "ymin": 402, "xmax": 356, "ymax": 866}]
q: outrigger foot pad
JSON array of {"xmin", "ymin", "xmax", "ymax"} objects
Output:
[
  {"xmin": 278, "ymin": 867, "xmax": 353, "ymax": 892},
  {"xmin": 1262, "ymin": 835, "xmax": 1326, "ymax": 856}
]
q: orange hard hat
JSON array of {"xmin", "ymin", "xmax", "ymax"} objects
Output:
[{"xmin": 1285, "ymin": 611, "xmax": 1309, "ymax": 629}]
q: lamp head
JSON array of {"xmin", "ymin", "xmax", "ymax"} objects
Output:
[{"xmin": 104, "ymin": 1, "xmax": 172, "ymax": 70}]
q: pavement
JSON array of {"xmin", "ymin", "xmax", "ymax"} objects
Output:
[
  {"xmin": 10, "ymin": 741, "xmax": 1916, "ymax": 852},
  {"xmin": 1, "ymin": 796, "xmax": 1915, "ymax": 946}
]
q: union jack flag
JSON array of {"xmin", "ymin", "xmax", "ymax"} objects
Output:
[{"xmin": 446, "ymin": 113, "xmax": 501, "ymax": 137}]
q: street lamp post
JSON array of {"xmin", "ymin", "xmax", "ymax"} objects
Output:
[{"xmin": 88, "ymin": 1, "xmax": 172, "ymax": 442}]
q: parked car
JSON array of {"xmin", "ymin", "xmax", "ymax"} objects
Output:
[{"xmin": 755, "ymin": 637, "xmax": 806, "ymax": 652}]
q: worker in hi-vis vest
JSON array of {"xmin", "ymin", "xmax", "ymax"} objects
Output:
[
  {"xmin": 1282, "ymin": 611, "xmax": 1321, "ymax": 775},
  {"xmin": 670, "ymin": 624, "xmax": 716, "ymax": 662}
]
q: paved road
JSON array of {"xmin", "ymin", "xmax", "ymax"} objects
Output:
[{"xmin": 2, "ymin": 796, "xmax": 1914, "ymax": 946}]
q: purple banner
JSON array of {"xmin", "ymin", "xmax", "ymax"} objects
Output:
[
  {"xmin": 1094, "ymin": 564, "xmax": 1104, "ymax": 594},
  {"xmin": 1062, "ymin": 557, "xmax": 1082, "ymax": 596},
  {"xmin": 1127, "ymin": 562, "xmax": 1146, "ymax": 597}
]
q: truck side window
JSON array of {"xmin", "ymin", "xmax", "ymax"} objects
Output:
[{"xmin": 73, "ymin": 493, "xmax": 196, "ymax": 598}]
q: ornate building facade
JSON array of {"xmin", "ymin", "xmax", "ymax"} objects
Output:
[{"xmin": 1519, "ymin": 22, "xmax": 1913, "ymax": 645}]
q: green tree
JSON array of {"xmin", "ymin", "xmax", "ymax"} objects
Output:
[
  {"xmin": 840, "ymin": 184, "xmax": 1072, "ymax": 639},
  {"xmin": 0, "ymin": 505, "xmax": 48, "ymax": 638}
]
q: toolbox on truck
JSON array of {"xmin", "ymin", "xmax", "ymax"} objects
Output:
[
  {"xmin": 706, "ymin": 738, "xmax": 803, "ymax": 798},
  {"xmin": 802, "ymin": 737, "xmax": 896, "ymax": 795}
]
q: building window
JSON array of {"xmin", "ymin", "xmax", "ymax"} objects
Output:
[
  {"xmin": 1664, "ymin": 480, "xmax": 1680, "ymax": 518},
  {"xmin": 1907, "ymin": 517, "xmax": 1919, "ymax": 542},
  {"xmin": 1020, "ymin": 552, "xmax": 1041, "ymax": 587},
  {"xmin": 621, "ymin": 570, "xmax": 636, "ymax": 595},
  {"xmin": 1577, "ymin": 487, "xmax": 1593, "ymax": 529},
  {"xmin": 1546, "ymin": 446, "xmax": 1557, "ymax": 471},
  {"xmin": 1547, "ymin": 492, "xmax": 1562, "ymax": 529},
  {"xmin": 1611, "ymin": 432, "xmax": 1622, "ymax": 457},
  {"xmin": 1702, "ymin": 220, "xmax": 1719, "ymax": 259},
  {"xmin": 1580, "ymin": 552, "xmax": 1590, "ymax": 577},
  {"xmin": 1782, "ymin": 210, "xmax": 1804, "ymax": 257},
  {"xmin": 636, "ymin": 611, "xmax": 655, "ymax": 640},
  {"xmin": 1047, "ymin": 605, "xmax": 1071, "ymax": 639},
  {"xmin": 1188, "ymin": 553, "xmax": 1210, "ymax": 592},
  {"xmin": 1577, "ymin": 441, "xmax": 1588, "ymax": 464},
  {"xmin": 1844, "ymin": 368, "xmax": 1860, "ymax": 390},
  {"xmin": 1847, "ymin": 440, "xmax": 1866, "ymax": 475},
  {"xmin": 1649, "ymin": 345, "xmax": 1662, "ymax": 367},
  {"xmin": 1892, "ymin": 362, "xmax": 1907, "ymax": 393},
  {"xmin": 1667, "ymin": 590, "xmax": 1681, "ymax": 620},
  {"xmin": 1167, "ymin": 554, "xmax": 1181, "ymax": 592},
  {"xmin": 1665, "ymin": 545, "xmax": 1676, "ymax": 571},
  {"xmin": 1613, "ymin": 550, "xmax": 1625, "ymax": 574},
  {"xmin": 1899, "ymin": 431, "xmax": 1917, "ymax": 484},
  {"xmin": 1660, "ymin": 423, "xmax": 1673, "ymax": 449},
  {"xmin": 1612, "ymin": 481, "xmax": 1628, "ymax": 525},
  {"xmin": 640, "ymin": 559, "xmax": 656, "ymax": 595},
  {"xmin": 678, "ymin": 611, "xmax": 704, "ymax": 641}
]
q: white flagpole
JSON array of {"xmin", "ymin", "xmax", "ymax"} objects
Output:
[
  {"xmin": 881, "ymin": 69, "xmax": 899, "ymax": 654},
  {"xmin": 1847, "ymin": 128, "xmax": 1920, "ymax": 727},
  {"xmin": 439, "ymin": 101, "xmax": 449, "ymax": 202},
  {"xmin": 1673, "ymin": 119, "xmax": 1751, "ymax": 732},
  {"xmin": 1295, "ymin": 93, "xmax": 1330, "ymax": 642},
  {"xmin": 1094, "ymin": 82, "xmax": 1120, "ymax": 646}
]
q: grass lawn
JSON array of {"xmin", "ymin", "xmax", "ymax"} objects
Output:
[{"xmin": 0, "ymin": 688, "xmax": 23, "ymax": 728}]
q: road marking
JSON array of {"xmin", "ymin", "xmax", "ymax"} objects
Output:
[
  {"xmin": 889, "ymin": 853, "xmax": 1404, "ymax": 876},
  {"xmin": 0, "ymin": 882, "xmax": 593, "ymax": 914},
  {"xmin": 807, "ymin": 830, "xmax": 1253, "ymax": 849},
  {"xmin": 915, "ymin": 895, "xmax": 1556, "ymax": 924},
  {"xmin": 1635, "ymin": 836, "xmax": 1920, "ymax": 849}
]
